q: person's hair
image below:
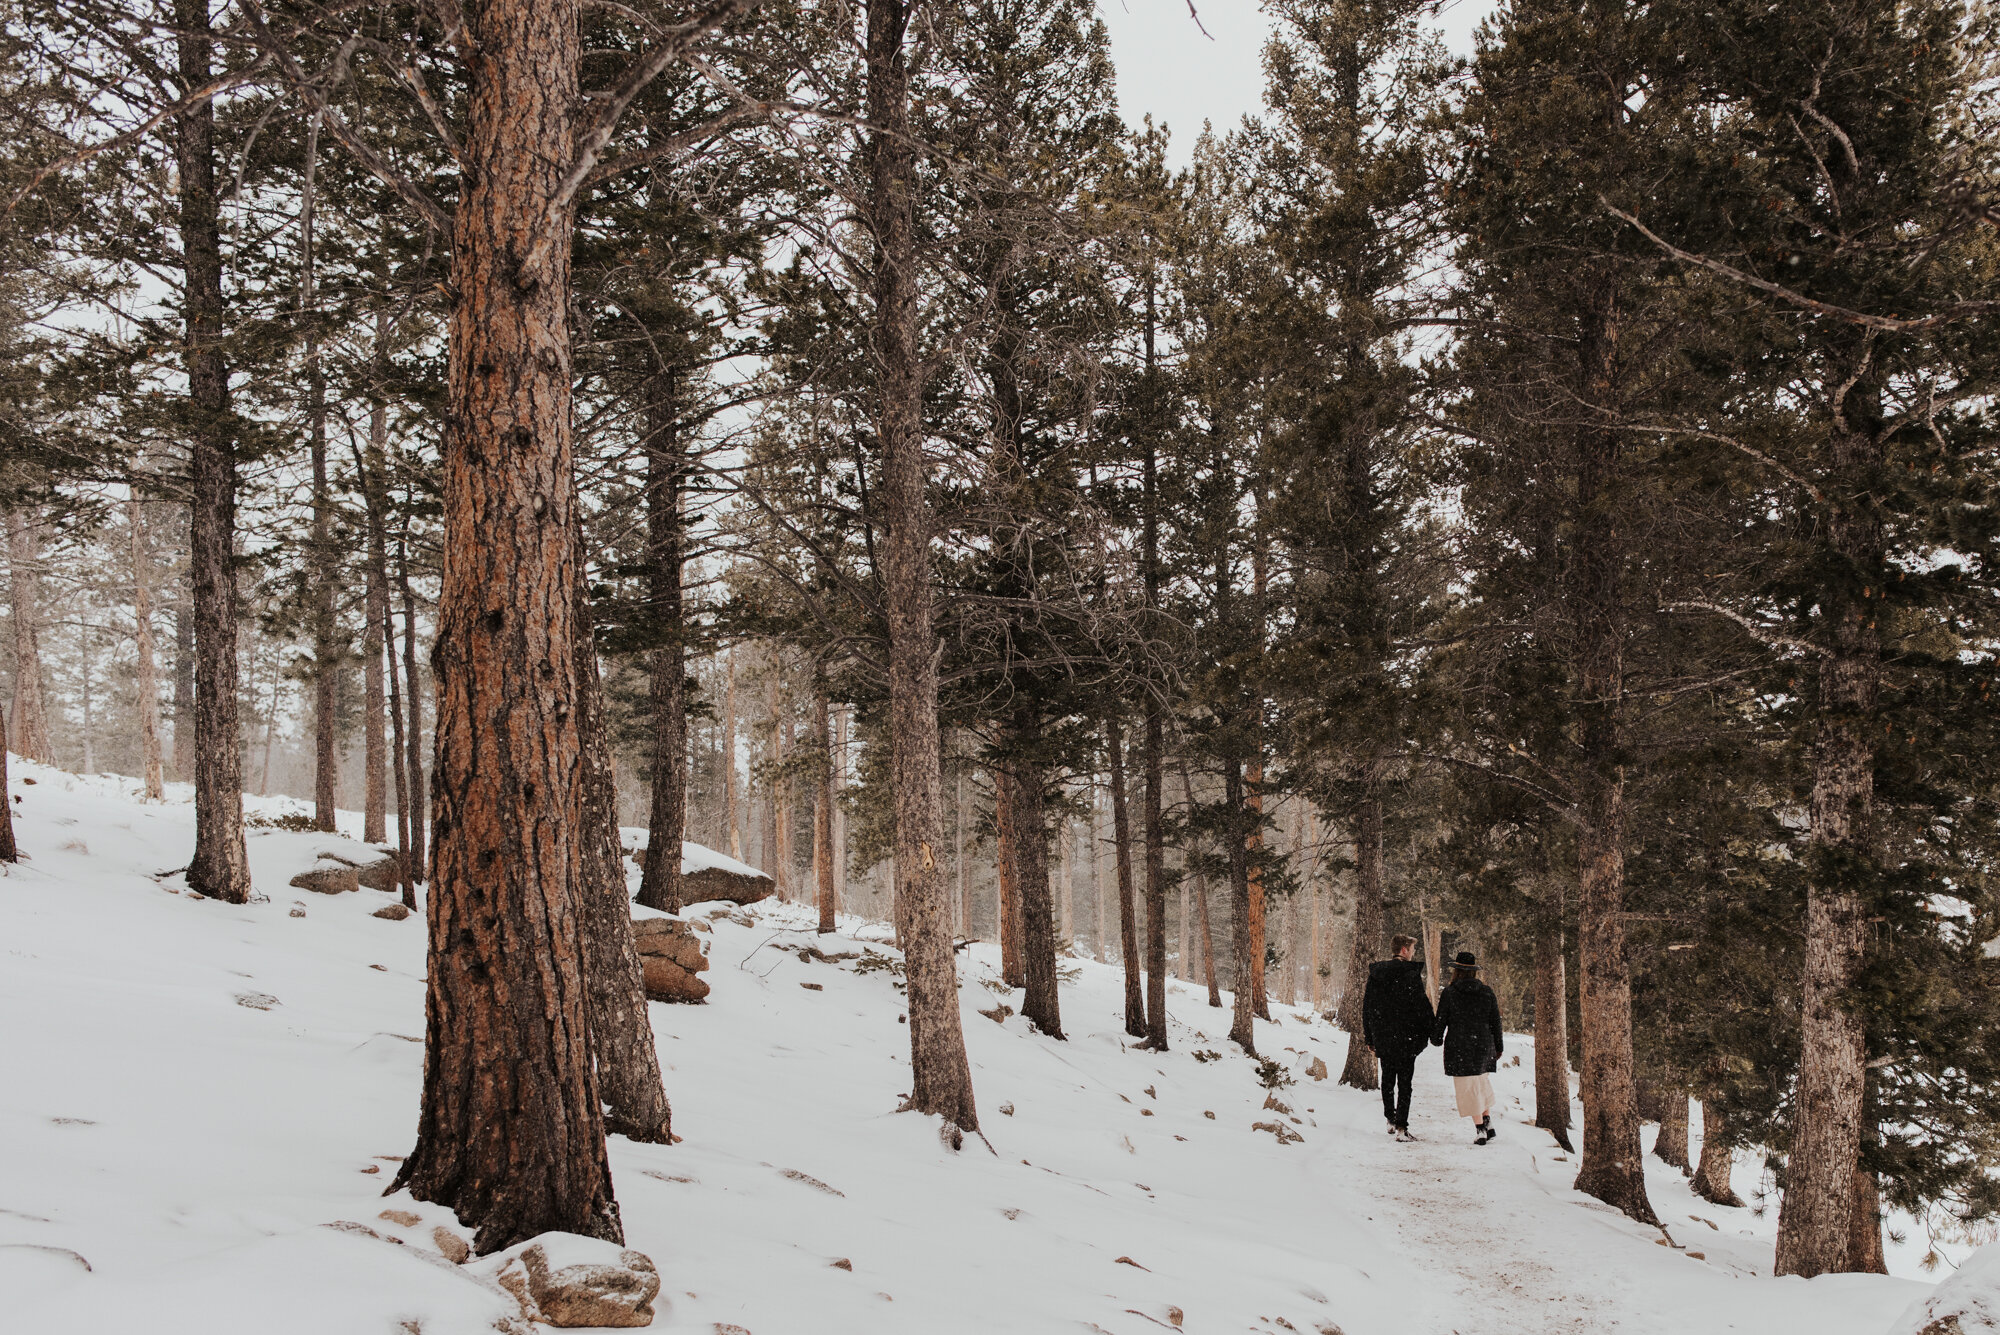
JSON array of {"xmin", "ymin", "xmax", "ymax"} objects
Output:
[
  {"xmin": 1451, "ymin": 966, "xmax": 1479, "ymax": 987},
  {"xmin": 1391, "ymin": 934, "xmax": 1418, "ymax": 955}
]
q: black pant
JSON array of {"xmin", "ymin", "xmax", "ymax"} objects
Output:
[{"xmin": 1379, "ymin": 1052, "xmax": 1416, "ymax": 1128}]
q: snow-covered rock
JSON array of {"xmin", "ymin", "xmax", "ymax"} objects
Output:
[
  {"xmin": 290, "ymin": 861, "xmax": 360, "ymax": 895},
  {"xmin": 1888, "ymin": 1245, "xmax": 2000, "ymax": 1334},
  {"xmin": 477, "ymin": 1233, "xmax": 661, "ymax": 1328},
  {"xmin": 631, "ymin": 916, "xmax": 709, "ymax": 1002}
]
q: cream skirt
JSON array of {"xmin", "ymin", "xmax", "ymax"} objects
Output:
[{"xmin": 1452, "ymin": 1073, "xmax": 1496, "ymax": 1119}]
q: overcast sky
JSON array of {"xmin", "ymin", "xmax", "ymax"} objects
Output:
[{"xmin": 1096, "ymin": 0, "xmax": 1495, "ymax": 163}]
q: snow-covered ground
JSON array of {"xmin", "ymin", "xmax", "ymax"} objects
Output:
[{"xmin": 0, "ymin": 758, "xmax": 1945, "ymax": 1333}]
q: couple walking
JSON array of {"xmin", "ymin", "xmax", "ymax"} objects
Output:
[{"xmin": 1360, "ymin": 936, "xmax": 1504, "ymax": 1145}]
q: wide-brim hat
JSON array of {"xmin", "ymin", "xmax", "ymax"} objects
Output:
[{"xmin": 1448, "ymin": 950, "xmax": 1482, "ymax": 971}]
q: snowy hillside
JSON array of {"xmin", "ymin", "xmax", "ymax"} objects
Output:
[{"xmin": 0, "ymin": 760, "xmax": 1943, "ymax": 1334}]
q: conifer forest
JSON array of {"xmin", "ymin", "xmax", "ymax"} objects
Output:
[{"xmin": 4, "ymin": 0, "xmax": 2000, "ymax": 1330}]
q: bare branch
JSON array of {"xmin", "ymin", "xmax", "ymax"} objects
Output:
[{"xmin": 1661, "ymin": 601, "xmax": 1830, "ymax": 659}]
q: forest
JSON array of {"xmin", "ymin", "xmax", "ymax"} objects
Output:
[{"xmin": 2, "ymin": 0, "xmax": 1999, "ymax": 1320}]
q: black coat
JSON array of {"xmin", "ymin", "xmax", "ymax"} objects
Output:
[
  {"xmin": 1361, "ymin": 959, "xmax": 1435, "ymax": 1060},
  {"xmin": 1432, "ymin": 977, "xmax": 1504, "ymax": 1077}
]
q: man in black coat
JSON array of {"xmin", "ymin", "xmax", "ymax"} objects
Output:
[{"xmin": 1361, "ymin": 933, "xmax": 1435, "ymax": 1139}]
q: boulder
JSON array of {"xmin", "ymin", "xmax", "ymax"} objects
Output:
[
  {"xmin": 484, "ymin": 1234, "xmax": 661, "ymax": 1329},
  {"xmin": 631, "ymin": 917, "xmax": 709, "ymax": 1004},
  {"xmin": 372, "ymin": 903, "xmax": 412, "ymax": 921},
  {"xmin": 291, "ymin": 862, "xmax": 360, "ymax": 895},
  {"xmin": 1888, "ymin": 1242, "xmax": 2000, "ymax": 1335},
  {"xmin": 680, "ymin": 864, "xmax": 775, "ymax": 906},
  {"xmin": 357, "ymin": 853, "xmax": 403, "ymax": 892}
]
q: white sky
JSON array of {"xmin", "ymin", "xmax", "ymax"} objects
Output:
[{"xmin": 1097, "ymin": 0, "xmax": 1496, "ymax": 162}]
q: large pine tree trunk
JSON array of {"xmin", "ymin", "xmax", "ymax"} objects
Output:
[
  {"xmin": 815, "ymin": 687, "xmax": 836, "ymax": 935},
  {"xmin": 7, "ymin": 514, "xmax": 49, "ymax": 764},
  {"xmin": 1775, "ymin": 375, "xmax": 1882, "ymax": 1278},
  {"xmin": 1533, "ymin": 888, "xmax": 1574, "ymax": 1151},
  {"xmin": 637, "ymin": 371, "xmax": 686, "ymax": 915},
  {"xmin": 1107, "ymin": 718, "xmax": 1144, "ymax": 1036},
  {"xmin": 1654, "ymin": 1088, "xmax": 1690, "ymax": 1172},
  {"xmin": 995, "ymin": 767, "xmax": 1021, "ymax": 980},
  {"xmin": 1337, "ymin": 792, "xmax": 1384, "ymax": 1089},
  {"xmin": 390, "ymin": 0, "xmax": 621, "ymax": 1251},
  {"xmin": 128, "ymin": 494, "xmax": 166, "ymax": 801},
  {"xmin": 1225, "ymin": 759, "xmax": 1256, "ymax": 1054},
  {"xmin": 572, "ymin": 536, "xmax": 674, "ymax": 1145},
  {"xmin": 177, "ymin": 0, "xmax": 250, "ymax": 904},
  {"xmin": 1011, "ymin": 741, "xmax": 1063, "ymax": 1040},
  {"xmin": 1141, "ymin": 710, "xmax": 1168, "ymax": 1050},
  {"xmin": 1691, "ymin": 1099, "xmax": 1744, "ymax": 1206},
  {"xmin": 1245, "ymin": 757, "xmax": 1269, "ymax": 1020},
  {"xmin": 865, "ymin": 0, "xmax": 976, "ymax": 1136},
  {"xmin": 397, "ymin": 509, "xmax": 427, "ymax": 882}
]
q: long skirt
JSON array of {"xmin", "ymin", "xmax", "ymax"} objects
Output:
[{"xmin": 1452, "ymin": 1073, "xmax": 1496, "ymax": 1119}]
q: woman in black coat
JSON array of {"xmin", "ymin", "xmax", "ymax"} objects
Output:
[{"xmin": 1432, "ymin": 951, "xmax": 1504, "ymax": 1145}]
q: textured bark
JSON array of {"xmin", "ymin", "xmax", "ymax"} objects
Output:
[
  {"xmin": 1654, "ymin": 1088, "xmax": 1690, "ymax": 1172},
  {"xmin": 0, "ymin": 705, "xmax": 15, "ymax": 859},
  {"xmin": 1225, "ymin": 759, "xmax": 1256, "ymax": 1054},
  {"xmin": 1106, "ymin": 718, "xmax": 1144, "ymax": 1037},
  {"xmin": 361, "ymin": 523, "xmax": 388, "ymax": 845},
  {"xmin": 1691, "ymin": 1100, "xmax": 1745, "ymax": 1206},
  {"xmin": 1180, "ymin": 762, "xmax": 1221, "ymax": 1008},
  {"xmin": 390, "ymin": 0, "xmax": 621, "ymax": 1251},
  {"xmin": 996, "ymin": 767, "xmax": 1022, "ymax": 983},
  {"xmin": 1010, "ymin": 745, "xmax": 1062, "ymax": 1039},
  {"xmin": 1338, "ymin": 793, "xmax": 1384, "ymax": 1089},
  {"xmin": 171, "ymin": 581, "xmax": 194, "ymax": 782},
  {"xmin": 362, "ymin": 341, "xmax": 413, "ymax": 902},
  {"xmin": 1775, "ymin": 374, "xmax": 1882, "ymax": 1278},
  {"xmin": 956, "ymin": 766, "xmax": 970, "ymax": 935},
  {"xmin": 1845, "ymin": 1171, "xmax": 1887, "ymax": 1274},
  {"xmin": 637, "ymin": 372, "xmax": 686, "ymax": 915},
  {"xmin": 397, "ymin": 517, "xmax": 427, "ymax": 882},
  {"xmin": 1141, "ymin": 711, "xmax": 1168, "ymax": 1050},
  {"xmin": 303, "ymin": 123, "xmax": 340, "ymax": 837},
  {"xmin": 866, "ymin": 0, "xmax": 977, "ymax": 1135},
  {"xmin": 815, "ymin": 688, "xmax": 836, "ymax": 935},
  {"xmin": 1533, "ymin": 891, "xmax": 1574, "ymax": 1151},
  {"xmin": 177, "ymin": 0, "xmax": 250, "ymax": 905},
  {"xmin": 7, "ymin": 514, "xmax": 49, "ymax": 763},
  {"xmin": 572, "ymin": 539, "xmax": 674, "ymax": 1145},
  {"xmin": 1245, "ymin": 757, "xmax": 1268, "ymax": 1021},
  {"xmin": 128, "ymin": 495, "xmax": 166, "ymax": 801},
  {"xmin": 723, "ymin": 651, "xmax": 740, "ymax": 860}
]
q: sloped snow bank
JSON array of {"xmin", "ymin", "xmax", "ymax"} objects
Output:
[{"xmin": 0, "ymin": 757, "xmax": 1937, "ymax": 1334}]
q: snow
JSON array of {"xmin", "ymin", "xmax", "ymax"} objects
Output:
[
  {"xmin": 1887, "ymin": 1242, "xmax": 2000, "ymax": 1334},
  {"xmin": 0, "ymin": 756, "xmax": 1938, "ymax": 1333},
  {"xmin": 620, "ymin": 826, "xmax": 771, "ymax": 883}
]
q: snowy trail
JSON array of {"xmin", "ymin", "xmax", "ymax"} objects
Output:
[{"xmin": 1332, "ymin": 1073, "xmax": 1616, "ymax": 1335}]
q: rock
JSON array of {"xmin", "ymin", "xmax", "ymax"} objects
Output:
[
  {"xmin": 289, "ymin": 906, "xmax": 307, "ymax": 918},
  {"xmin": 291, "ymin": 862, "xmax": 360, "ymax": 895},
  {"xmin": 373, "ymin": 903, "xmax": 412, "ymax": 921},
  {"xmin": 483, "ymin": 1234, "xmax": 661, "ymax": 1329},
  {"xmin": 379, "ymin": 1209, "xmax": 422, "ymax": 1228},
  {"xmin": 1306, "ymin": 1056, "xmax": 1329, "ymax": 1081},
  {"xmin": 631, "ymin": 918, "xmax": 710, "ymax": 1004},
  {"xmin": 235, "ymin": 992, "xmax": 279, "ymax": 1010},
  {"xmin": 433, "ymin": 1226, "xmax": 471, "ymax": 1265},
  {"xmin": 830, "ymin": 1258, "xmax": 852, "ymax": 1271},
  {"xmin": 356, "ymin": 852, "xmax": 403, "ymax": 892},
  {"xmin": 680, "ymin": 864, "xmax": 775, "ymax": 906}
]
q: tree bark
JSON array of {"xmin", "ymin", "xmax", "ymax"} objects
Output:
[
  {"xmin": 0, "ymin": 704, "xmax": 16, "ymax": 859},
  {"xmin": 1180, "ymin": 761, "xmax": 1221, "ymax": 1008},
  {"xmin": 172, "ymin": 569, "xmax": 194, "ymax": 782},
  {"xmin": 397, "ymin": 508, "xmax": 427, "ymax": 882},
  {"xmin": 390, "ymin": 0, "xmax": 621, "ymax": 1251},
  {"xmin": 361, "ymin": 503, "xmax": 389, "ymax": 845},
  {"xmin": 865, "ymin": 0, "xmax": 977, "ymax": 1136},
  {"xmin": 1010, "ymin": 741, "xmax": 1062, "ymax": 1040},
  {"xmin": 636, "ymin": 374, "xmax": 686, "ymax": 914},
  {"xmin": 1338, "ymin": 791, "xmax": 1384, "ymax": 1088},
  {"xmin": 1245, "ymin": 757, "xmax": 1268, "ymax": 1022},
  {"xmin": 1534, "ymin": 887, "xmax": 1574, "ymax": 1151},
  {"xmin": 1654, "ymin": 1088, "xmax": 1690, "ymax": 1172},
  {"xmin": 177, "ymin": 0, "xmax": 250, "ymax": 904},
  {"xmin": 1775, "ymin": 379, "xmax": 1882, "ymax": 1276},
  {"xmin": 361, "ymin": 326, "xmax": 413, "ymax": 902},
  {"xmin": 723, "ymin": 649, "xmax": 740, "ymax": 860},
  {"xmin": 7, "ymin": 514, "xmax": 49, "ymax": 764},
  {"xmin": 128, "ymin": 494, "xmax": 166, "ymax": 801},
  {"xmin": 1107, "ymin": 717, "xmax": 1144, "ymax": 1037},
  {"xmin": 302, "ymin": 118, "xmax": 340, "ymax": 837},
  {"xmin": 995, "ymin": 767, "xmax": 1021, "ymax": 982},
  {"xmin": 1225, "ymin": 758, "xmax": 1256, "ymax": 1053},
  {"xmin": 1141, "ymin": 711, "xmax": 1168, "ymax": 1050},
  {"xmin": 571, "ymin": 534, "xmax": 674, "ymax": 1146},
  {"xmin": 815, "ymin": 686, "xmax": 836, "ymax": 934},
  {"xmin": 1691, "ymin": 1100, "xmax": 1744, "ymax": 1206}
]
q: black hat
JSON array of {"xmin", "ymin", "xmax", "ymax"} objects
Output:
[{"xmin": 1450, "ymin": 950, "xmax": 1481, "ymax": 971}]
